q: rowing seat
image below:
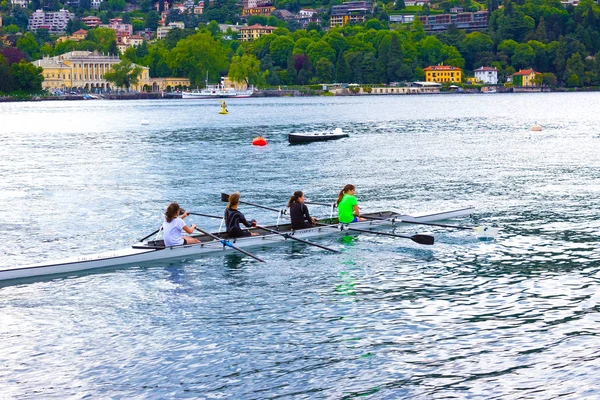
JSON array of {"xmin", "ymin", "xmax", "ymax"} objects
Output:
[{"xmin": 132, "ymin": 240, "xmax": 166, "ymax": 249}]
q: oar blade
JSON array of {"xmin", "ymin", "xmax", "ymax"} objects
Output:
[
  {"xmin": 221, "ymin": 193, "xmax": 230, "ymax": 202},
  {"xmin": 473, "ymin": 226, "xmax": 499, "ymax": 238},
  {"xmin": 411, "ymin": 234, "xmax": 435, "ymax": 245}
]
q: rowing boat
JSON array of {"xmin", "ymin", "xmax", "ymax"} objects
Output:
[{"xmin": 0, "ymin": 207, "xmax": 475, "ymax": 282}]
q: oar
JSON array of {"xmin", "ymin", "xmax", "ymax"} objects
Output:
[
  {"xmin": 305, "ymin": 201, "xmax": 336, "ymax": 207},
  {"xmin": 361, "ymin": 215, "xmax": 498, "ymax": 237},
  {"xmin": 193, "ymin": 226, "xmax": 266, "ymax": 263},
  {"xmin": 256, "ymin": 225, "xmax": 340, "ymax": 253},
  {"xmin": 340, "ymin": 225, "xmax": 435, "ymax": 245},
  {"xmin": 139, "ymin": 227, "xmax": 161, "ymax": 242},
  {"xmin": 188, "ymin": 211, "xmax": 222, "ymax": 219},
  {"xmin": 221, "ymin": 193, "xmax": 282, "ymax": 213}
]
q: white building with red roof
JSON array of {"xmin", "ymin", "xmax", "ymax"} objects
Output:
[{"xmin": 474, "ymin": 66, "xmax": 498, "ymax": 84}]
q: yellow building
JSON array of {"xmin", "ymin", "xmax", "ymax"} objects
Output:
[
  {"xmin": 148, "ymin": 77, "xmax": 191, "ymax": 92},
  {"xmin": 33, "ymin": 50, "xmax": 150, "ymax": 92},
  {"xmin": 423, "ymin": 65, "xmax": 462, "ymax": 83},
  {"xmin": 238, "ymin": 24, "xmax": 276, "ymax": 41},
  {"xmin": 241, "ymin": 6, "xmax": 276, "ymax": 16},
  {"xmin": 512, "ymin": 68, "xmax": 538, "ymax": 87}
]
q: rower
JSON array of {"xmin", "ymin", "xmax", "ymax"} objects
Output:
[
  {"xmin": 288, "ymin": 191, "xmax": 317, "ymax": 230},
  {"xmin": 224, "ymin": 193, "xmax": 259, "ymax": 237},
  {"xmin": 163, "ymin": 202, "xmax": 200, "ymax": 246},
  {"xmin": 336, "ymin": 184, "xmax": 367, "ymax": 224}
]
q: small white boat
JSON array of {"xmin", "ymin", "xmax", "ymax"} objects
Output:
[
  {"xmin": 289, "ymin": 128, "xmax": 349, "ymax": 144},
  {"xmin": 0, "ymin": 207, "xmax": 477, "ymax": 282}
]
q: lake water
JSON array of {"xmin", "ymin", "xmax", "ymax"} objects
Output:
[{"xmin": 1, "ymin": 93, "xmax": 599, "ymax": 398}]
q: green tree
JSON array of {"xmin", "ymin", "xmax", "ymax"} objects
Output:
[
  {"xmin": 293, "ymin": 37, "xmax": 312, "ymax": 55},
  {"xmin": 87, "ymin": 28, "xmax": 117, "ymax": 54},
  {"xmin": 132, "ymin": 20, "xmax": 144, "ymax": 32},
  {"xmin": 104, "ymin": 59, "xmax": 143, "ymax": 90},
  {"xmin": 307, "ymin": 40, "xmax": 336, "ymax": 64},
  {"xmin": 541, "ymin": 72, "xmax": 557, "ymax": 87},
  {"xmin": 387, "ymin": 33, "xmax": 403, "ymax": 82},
  {"xmin": 565, "ymin": 73, "xmax": 579, "ymax": 87},
  {"xmin": 565, "ymin": 52, "xmax": 585, "ymax": 85},
  {"xmin": 365, "ymin": 18, "xmax": 384, "ymax": 30},
  {"xmin": 286, "ymin": 53, "xmax": 297, "ymax": 84},
  {"xmin": 167, "ymin": 32, "xmax": 228, "ymax": 86},
  {"xmin": 142, "ymin": 42, "xmax": 171, "ymax": 77},
  {"xmin": 335, "ymin": 53, "xmax": 351, "ymax": 82},
  {"xmin": 511, "ymin": 43, "xmax": 535, "ymax": 69},
  {"xmin": 325, "ymin": 32, "xmax": 349, "ymax": 57},
  {"xmin": 418, "ymin": 35, "xmax": 444, "ymax": 66},
  {"xmin": 10, "ymin": 60, "xmax": 43, "ymax": 91},
  {"xmin": 12, "ymin": 7, "xmax": 29, "ymax": 31},
  {"xmin": 269, "ymin": 35, "xmax": 295, "ymax": 67},
  {"xmin": 462, "ymin": 32, "xmax": 494, "ymax": 69},
  {"xmin": 146, "ymin": 11, "xmax": 160, "ymax": 31},
  {"xmin": 229, "ymin": 53, "xmax": 263, "ymax": 88},
  {"xmin": 205, "ymin": 21, "xmax": 220, "ymax": 37},
  {"xmin": 108, "ymin": 0, "xmax": 126, "ymax": 11},
  {"xmin": 0, "ymin": 55, "xmax": 15, "ymax": 93},
  {"xmin": 17, "ymin": 33, "xmax": 40, "ymax": 60},
  {"xmin": 315, "ymin": 57, "xmax": 334, "ymax": 82}
]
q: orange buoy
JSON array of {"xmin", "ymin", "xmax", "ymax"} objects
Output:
[{"xmin": 252, "ymin": 136, "xmax": 267, "ymax": 146}]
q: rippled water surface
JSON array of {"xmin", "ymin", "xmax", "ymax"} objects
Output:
[{"xmin": 1, "ymin": 93, "xmax": 600, "ymax": 398}]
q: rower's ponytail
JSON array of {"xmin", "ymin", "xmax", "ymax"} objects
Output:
[
  {"xmin": 336, "ymin": 184, "xmax": 355, "ymax": 205},
  {"xmin": 228, "ymin": 192, "xmax": 240, "ymax": 209},
  {"xmin": 165, "ymin": 202, "xmax": 180, "ymax": 223},
  {"xmin": 287, "ymin": 191, "xmax": 303, "ymax": 208}
]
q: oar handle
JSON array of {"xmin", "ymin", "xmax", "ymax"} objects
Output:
[{"xmin": 194, "ymin": 227, "xmax": 266, "ymax": 262}]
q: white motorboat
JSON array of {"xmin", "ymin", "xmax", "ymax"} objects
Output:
[
  {"xmin": 288, "ymin": 128, "xmax": 349, "ymax": 144},
  {"xmin": 0, "ymin": 207, "xmax": 481, "ymax": 282}
]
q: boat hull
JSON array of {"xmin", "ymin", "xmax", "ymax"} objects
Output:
[
  {"xmin": 182, "ymin": 89, "xmax": 254, "ymax": 99},
  {"xmin": 288, "ymin": 132, "xmax": 349, "ymax": 144},
  {"xmin": 0, "ymin": 207, "xmax": 474, "ymax": 282}
]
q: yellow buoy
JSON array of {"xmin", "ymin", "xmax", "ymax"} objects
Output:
[{"xmin": 219, "ymin": 100, "xmax": 228, "ymax": 114}]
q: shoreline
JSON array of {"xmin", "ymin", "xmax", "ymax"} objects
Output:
[{"xmin": 1, "ymin": 86, "xmax": 596, "ymax": 102}]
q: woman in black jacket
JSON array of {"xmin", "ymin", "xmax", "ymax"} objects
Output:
[{"xmin": 288, "ymin": 191, "xmax": 317, "ymax": 230}]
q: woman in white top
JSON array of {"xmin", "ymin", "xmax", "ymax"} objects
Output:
[{"xmin": 162, "ymin": 202, "xmax": 200, "ymax": 247}]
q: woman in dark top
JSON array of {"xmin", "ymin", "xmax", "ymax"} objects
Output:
[
  {"xmin": 224, "ymin": 192, "xmax": 258, "ymax": 238},
  {"xmin": 288, "ymin": 191, "xmax": 317, "ymax": 230}
]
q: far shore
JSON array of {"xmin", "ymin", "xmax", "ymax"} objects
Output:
[{"xmin": 1, "ymin": 86, "xmax": 597, "ymax": 103}]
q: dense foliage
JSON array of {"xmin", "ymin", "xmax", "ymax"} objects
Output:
[
  {"xmin": 0, "ymin": 48, "xmax": 43, "ymax": 93},
  {"xmin": 3, "ymin": 0, "xmax": 600, "ymax": 90}
]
